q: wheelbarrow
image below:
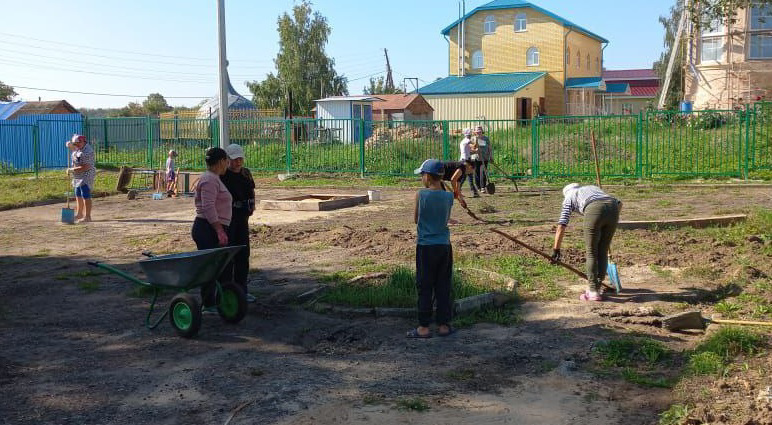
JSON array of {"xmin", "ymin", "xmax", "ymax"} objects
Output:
[{"xmin": 88, "ymin": 246, "xmax": 247, "ymax": 338}]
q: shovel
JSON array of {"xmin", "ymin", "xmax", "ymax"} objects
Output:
[
  {"xmin": 590, "ymin": 131, "xmax": 621, "ymax": 294},
  {"xmin": 61, "ymin": 152, "xmax": 75, "ymax": 224},
  {"xmin": 662, "ymin": 311, "xmax": 772, "ymax": 332}
]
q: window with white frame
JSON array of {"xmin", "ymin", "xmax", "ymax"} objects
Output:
[
  {"xmin": 701, "ymin": 37, "xmax": 723, "ymax": 62},
  {"xmin": 472, "ymin": 50, "xmax": 484, "ymax": 69},
  {"xmin": 515, "ymin": 13, "xmax": 527, "ymax": 32},
  {"xmin": 484, "ymin": 15, "xmax": 496, "ymax": 34},
  {"xmin": 526, "ymin": 47, "xmax": 539, "ymax": 66},
  {"xmin": 566, "ymin": 47, "xmax": 571, "ymax": 66},
  {"xmin": 749, "ymin": 5, "xmax": 772, "ymax": 59},
  {"xmin": 576, "ymin": 51, "xmax": 581, "ymax": 68},
  {"xmin": 586, "ymin": 54, "xmax": 590, "ymax": 70}
]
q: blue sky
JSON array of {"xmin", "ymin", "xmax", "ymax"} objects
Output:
[{"xmin": 1, "ymin": 0, "xmax": 674, "ymax": 108}]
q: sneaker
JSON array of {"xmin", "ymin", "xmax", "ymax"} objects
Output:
[
  {"xmin": 246, "ymin": 293, "xmax": 257, "ymax": 303},
  {"xmin": 202, "ymin": 306, "xmax": 218, "ymax": 314},
  {"xmin": 579, "ymin": 290, "xmax": 603, "ymax": 302}
]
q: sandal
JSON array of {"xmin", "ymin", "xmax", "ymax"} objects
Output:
[
  {"xmin": 437, "ymin": 326, "xmax": 457, "ymax": 337},
  {"xmin": 406, "ymin": 328, "xmax": 432, "ymax": 339}
]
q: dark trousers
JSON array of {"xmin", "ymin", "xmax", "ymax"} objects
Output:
[
  {"xmin": 415, "ymin": 244, "xmax": 453, "ymax": 327},
  {"xmin": 474, "ymin": 161, "xmax": 489, "ymax": 191},
  {"xmin": 191, "ymin": 217, "xmax": 230, "ymax": 307},
  {"xmin": 459, "ymin": 173, "xmax": 478, "ymax": 195},
  {"xmin": 583, "ymin": 200, "xmax": 620, "ymax": 292},
  {"xmin": 222, "ymin": 211, "xmax": 251, "ymax": 292}
]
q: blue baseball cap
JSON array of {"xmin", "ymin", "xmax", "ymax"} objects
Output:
[{"xmin": 414, "ymin": 159, "xmax": 444, "ymax": 176}]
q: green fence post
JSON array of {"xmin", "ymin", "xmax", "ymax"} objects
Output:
[
  {"xmin": 102, "ymin": 118, "xmax": 108, "ymax": 152},
  {"xmin": 33, "ymin": 125, "xmax": 39, "ymax": 178},
  {"xmin": 442, "ymin": 121, "xmax": 450, "ymax": 161},
  {"xmin": 145, "ymin": 115, "xmax": 152, "ymax": 169},
  {"xmin": 284, "ymin": 119, "xmax": 292, "ymax": 175},
  {"xmin": 531, "ymin": 117, "xmax": 539, "ymax": 178},
  {"xmin": 359, "ymin": 119, "xmax": 366, "ymax": 177},
  {"xmin": 744, "ymin": 105, "xmax": 751, "ymax": 179},
  {"xmin": 636, "ymin": 111, "xmax": 643, "ymax": 179}
]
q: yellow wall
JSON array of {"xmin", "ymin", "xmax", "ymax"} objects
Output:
[
  {"xmin": 565, "ymin": 31, "xmax": 603, "ymax": 79},
  {"xmin": 423, "ymin": 76, "xmax": 545, "ymax": 121},
  {"xmin": 446, "ymin": 7, "xmax": 604, "ymax": 116}
]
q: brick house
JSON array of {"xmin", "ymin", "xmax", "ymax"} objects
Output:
[
  {"xmin": 684, "ymin": 4, "xmax": 772, "ymax": 109},
  {"xmin": 419, "ymin": 0, "xmax": 609, "ymax": 119}
]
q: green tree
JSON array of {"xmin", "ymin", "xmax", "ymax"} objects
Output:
[
  {"xmin": 654, "ymin": 4, "xmax": 685, "ymax": 110},
  {"xmin": 0, "ymin": 81, "xmax": 16, "ymax": 101},
  {"xmin": 688, "ymin": 0, "xmax": 772, "ymax": 28},
  {"xmin": 116, "ymin": 102, "xmax": 146, "ymax": 117},
  {"xmin": 247, "ymin": 1, "xmax": 347, "ymax": 116},
  {"xmin": 363, "ymin": 76, "xmax": 404, "ymax": 95},
  {"xmin": 142, "ymin": 93, "xmax": 172, "ymax": 116}
]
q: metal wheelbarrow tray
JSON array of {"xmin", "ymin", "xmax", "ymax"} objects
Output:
[{"xmin": 89, "ymin": 246, "xmax": 248, "ymax": 338}]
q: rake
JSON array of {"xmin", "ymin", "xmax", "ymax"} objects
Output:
[{"xmin": 662, "ymin": 311, "xmax": 772, "ymax": 332}]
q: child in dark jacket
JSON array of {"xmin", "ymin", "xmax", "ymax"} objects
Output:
[{"xmin": 407, "ymin": 159, "xmax": 455, "ymax": 338}]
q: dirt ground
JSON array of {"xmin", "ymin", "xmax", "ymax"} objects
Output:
[{"xmin": 0, "ymin": 183, "xmax": 770, "ymax": 425}]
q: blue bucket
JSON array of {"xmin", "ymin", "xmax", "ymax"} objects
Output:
[
  {"xmin": 680, "ymin": 101, "xmax": 693, "ymax": 113},
  {"xmin": 607, "ymin": 261, "xmax": 621, "ymax": 294},
  {"xmin": 61, "ymin": 207, "xmax": 75, "ymax": 224}
]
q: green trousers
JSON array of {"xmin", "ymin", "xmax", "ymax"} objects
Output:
[{"xmin": 583, "ymin": 200, "xmax": 620, "ymax": 292}]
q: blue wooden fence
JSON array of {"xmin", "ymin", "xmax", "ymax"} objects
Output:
[{"xmin": 0, "ymin": 114, "xmax": 83, "ymax": 172}]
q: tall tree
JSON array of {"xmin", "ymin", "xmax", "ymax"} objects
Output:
[
  {"xmin": 688, "ymin": 0, "xmax": 772, "ymax": 27},
  {"xmin": 363, "ymin": 76, "xmax": 404, "ymax": 95},
  {"xmin": 653, "ymin": 4, "xmax": 685, "ymax": 110},
  {"xmin": 116, "ymin": 102, "xmax": 146, "ymax": 117},
  {"xmin": 247, "ymin": 1, "xmax": 347, "ymax": 116},
  {"xmin": 0, "ymin": 81, "xmax": 16, "ymax": 101},
  {"xmin": 142, "ymin": 93, "xmax": 172, "ymax": 116}
]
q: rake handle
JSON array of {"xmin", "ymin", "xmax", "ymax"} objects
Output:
[
  {"xmin": 712, "ymin": 319, "xmax": 772, "ymax": 327},
  {"xmin": 590, "ymin": 131, "xmax": 602, "ymax": 189},
  {"xmin": 490, "ymin": 228, "xmax": 588, "ymax": 280},
  {"xmin": 489, "ymin": 161, "xmax": 519, "ymax": 192}
]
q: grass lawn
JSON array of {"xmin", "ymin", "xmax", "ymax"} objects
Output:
[{"xmin": 0, "ymin": 170, "xmax": 118, "ymax": 210}]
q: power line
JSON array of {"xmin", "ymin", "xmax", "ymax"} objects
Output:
[
  {"xmin": 11, "ymin": 85, "xmax": 209, "ymax": 98},
  {"xmin": 1, "ymin": 58, "xmax": 216, "ymax": 83}
]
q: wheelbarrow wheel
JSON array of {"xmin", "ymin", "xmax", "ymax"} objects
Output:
[
  {"xmin": 217, "ymin": 283, "xmax": 247, "ymax": 324},
  {"xmin": 169, "ymin": 294, "xmax": 202, "ymax": 338}
]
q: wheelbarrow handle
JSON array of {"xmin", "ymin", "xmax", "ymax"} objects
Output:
[{"xmin": 87, "ymin": 261, "xmax": 100, "ymax": 267}]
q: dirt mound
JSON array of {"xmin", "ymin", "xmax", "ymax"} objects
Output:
[{"xmin": 297, "ymin": 325, "xmax": 382, "ymax": 355}]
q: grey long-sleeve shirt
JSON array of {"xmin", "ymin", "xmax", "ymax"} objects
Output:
[{"xmin": 558, "ymin": 185, "xmax": 616, "ymax": 226}]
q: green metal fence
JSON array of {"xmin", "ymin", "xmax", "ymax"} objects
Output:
[{"xmin": 3, "ymin": 104, "xmax": 771, "ymax": 178}]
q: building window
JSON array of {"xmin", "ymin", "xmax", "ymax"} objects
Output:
[
  {"xmin": 515, "ymin": 13, "xmax": 527, "ymax": 32},
  {"xmin": 749, "ymin": 5, "xmax": 772, "ymax": 59},
  {"xmin": 750, "ymin": 34, "xmax": 772, "ymax": 59},
  {"xmin": 576, "ymin": 51, "xmax": 581, "ymax": 69},
  {"xmin": 751, "ymin": 5, "xmax": 772, "ymax": 30},
  {"xmin": 472, "ymin": 50, "xmax": 484, "ymax": 69},
  {"xmin": 622, "ymin": 103, "xmax": 633, "ymax": 115},
  {"xmin": 586, "ymin": 54, "xmax": 590, "ymax": 70},
  {"xmin": 566, "ymin": 47, "xmax": 571, "ymax": 66},
  {"xmin": 701, "ymin": 37, "xmax": 723, "ymax": 62},
  {"xmin": 484, "ymin": 15, "xmax": 496, "ymax": 34},
  {"xmin": 526, "ymin": 47, "xmax": 539, "ymax": 66}
]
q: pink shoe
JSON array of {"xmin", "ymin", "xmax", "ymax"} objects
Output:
[{"xmin": 579, "ymin": 291, "xmax": 603, "ymax": 302}]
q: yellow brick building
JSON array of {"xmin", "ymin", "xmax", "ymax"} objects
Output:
[
  {"xmin": 419, "ymin": 0, "xmax": 609, "ymax": 119},
  {"xmin": 683, "ymin": 4, "xmax": 772, "ymax": 109}
]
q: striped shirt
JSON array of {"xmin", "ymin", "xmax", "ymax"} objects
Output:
[
  {"xmin": 71, "ymin": 143, "xmax": 96, "ymax": 188},
  {"xmin": 558, "ymin": 185, "xmax": 616, "ymax": 226}
]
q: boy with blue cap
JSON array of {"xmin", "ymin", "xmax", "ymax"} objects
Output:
[{"xmin": 408, "ymin": 159, "xmax": 455, "ymax": 338}]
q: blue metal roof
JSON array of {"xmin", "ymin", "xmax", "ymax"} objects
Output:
[
  {"xmin": 0, "ymin": 102, "xmax": 25, "ymax": 120},
  {"xmin": 605, "ymin": 83, "xmax": 630, "ymax": 94},
  {"xmin": 441, "ymin": 0, "xmax": 608, "ymax": 43},
  {"xmin": 417, "ymin": 72, "xmax": 546, "ymax": 95},
  {"xmin": 565, "ymin": 77, "xmax": 605, "ymax": 89}
]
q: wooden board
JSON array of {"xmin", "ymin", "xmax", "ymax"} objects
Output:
[
  {"xmin": 259, "ymin": 194, "xmax": 370, "ymax": 211},
  {"xmin": 618, "ymin": 214, "xmax": 747, "ymax": 230}
]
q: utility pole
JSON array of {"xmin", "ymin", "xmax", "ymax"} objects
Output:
[
  {"xmin": 658, "ymin": 0, "xmax": 689, "ymax": 110},
  {"xmin": 216, "ymin": 0, "xmax": 229, "ymax": 148},
  {"xmin": 384, "ymin": 48, "xmax": 395, "ymax": 93}
]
